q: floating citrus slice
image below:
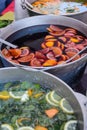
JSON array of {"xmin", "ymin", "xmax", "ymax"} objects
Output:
[
  {"xmin": 16, "ymin": 118, "xmax": 30, "ymax": 127},
  {"xmin": 60, "ymin": 98, "xmax": 74, "ymax": 114},
  {"xmin": 64, "ymin": 120, "xmax": 77, "ymax": 130},
  {"xmin": 0, "ymin": 91, "xmax": 10, "ymax": 100},
  {"xmin": 45, "ymin": 92, "xmax": 58, "ymax": 106},
  {"xmin": 50, "ymin": 91, "xmax": 61, "ymax": 104},
  {"xmin": 9, "ymin": 91, "xmax": 25, "ymax": 99},
  {"xmin": 1, "ymin": 124, "xmax": 14, "ymax": 130}
]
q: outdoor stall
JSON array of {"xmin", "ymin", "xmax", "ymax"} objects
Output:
[{"xmin": 0, "ymin": 1, "xmax": 87, "ymax": 129}]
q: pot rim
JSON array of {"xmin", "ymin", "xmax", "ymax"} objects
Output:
[{"xmin": 1, "ymin": 15, "xmax": 87, "ymax": 37}]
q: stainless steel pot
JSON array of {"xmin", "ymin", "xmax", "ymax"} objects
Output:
[
  {"xmin": 22, "ymin": 0, "xmax": 87, "ymax": 18},
  {"xmin": 0, "ymin": 15, "xmax": 87, "ymax": 87},
  {"xmin": 0, "ymin": 67, "xmax": 87, "ymax": 130},
  {"xmin": 14, "ymin": 0, "xmax": 87, "ymax": 24}
]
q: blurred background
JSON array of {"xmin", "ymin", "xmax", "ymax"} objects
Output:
[{"xmin": 0, "ymin": 0, "xmax": 13, "ymax": 13}]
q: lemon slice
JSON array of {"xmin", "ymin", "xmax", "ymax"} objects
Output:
[
  {"xmin": 64, "ymin": 120, "xmax": 77, "ymax": 130},
  {"xmin": 46, "ymin": 92, "xmax": 58, "ymax": 106},
  {"xmin": 1, "ymin": 124, "xmax": 14, "ymax": 130},
  {"xmin": 50, "ymin": 91, "xmax": 61, "ymax": 104},
  {"xmin": 16, "ymin": 118, "xmax": 30, "ymax": 127},
  {"xmin": 0, "ymin": 91, "xmax": 10, "ymax": 100},
  {"xmin": 9, "ymin": 91, "xmax": 25, "ymax": 99},
  {"xmin": 60, "ymin": 98, "xmax": 74, "ymax": 114},
  {"xmin": 17, "ymin": 126, "xmax": 34, "ymax": 130}
]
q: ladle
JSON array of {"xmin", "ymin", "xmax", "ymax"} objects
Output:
[
  {"xmin": 65, "ymin": 46, "xmax": 87, "ymax": 63},
  {"xmin": 0, "ymin": 38, "xmax": 18, "ymax": 48},
  {"xmin": 25, "ymin": 0, "xmax": 33, "ymax": 9}
]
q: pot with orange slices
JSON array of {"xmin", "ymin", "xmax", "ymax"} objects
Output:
[{"xmin": 0, "ymin": 15, "xmax": 87, "ymax": 88}]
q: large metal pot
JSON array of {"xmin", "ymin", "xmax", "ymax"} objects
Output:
[
  {"xmin": 0, "ymin": 67, "xmax": 87, "ymax": 130},
  {"xmin": 25, "ymin": 0, "xmax": 87, "ymax": 18},
  {"xmin": 14, "ymin": 0, "xmax": 87, "ymax": 23},
  {"xmin": 0, "ymin": 15, "xmax": 87, "ymax": 88}
]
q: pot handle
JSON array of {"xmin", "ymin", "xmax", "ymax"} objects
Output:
[
  {"xmin": 75, "ymin": 92, "xmax": 87, "ymax": 111},
  {"xmin": 75, "ymin": 92, "xmax": 87, "ymax": 130},
  {"xmin": 83, "ymin": 96, "xmax": 87, "ymax": 112},
  {"xmin": 83, "ymin": 97, "xmax": 87, "ymax": 130}
]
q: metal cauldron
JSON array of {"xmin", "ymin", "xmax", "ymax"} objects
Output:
[
  {"xmin": 0, "ymin": 67, "xmax": 87, "ymax": 130},
  {"xmin": 0, "ymin": 15, "xmax": 87, "ymax": 88},
  {"xmin": 14, "ymin": 0, "xmax": 87, "ymax": 24},
  {"xmin": 24, "ymin": 0, "xmax": 87, "ymax": 24}
]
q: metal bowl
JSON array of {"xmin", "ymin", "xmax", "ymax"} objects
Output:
[
  {"xmin": 0, "ymin": 15, "xmax": 87, "ymax": 87},
  {"xmin": 25, "ymin": 0, "xmax": 87, "ymax": 17},
  {"xmin": 0, "ymin": 67, "xmax": 87, "ymax": 130}
]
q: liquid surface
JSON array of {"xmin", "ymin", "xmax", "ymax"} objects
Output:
[
  {"xmin": 1, "ymin": 25, "xmax": 87, "ymax": 67},
  {"xmin": 0, "ymin": 81, "xmax": 77, "ymax": 130}
]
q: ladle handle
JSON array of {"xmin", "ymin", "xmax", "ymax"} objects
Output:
[
  {"xmin": 25, "ymin": 0, "xmax": 33, "ymax": 9},
  {"xmin": 40, "ymin": 46, "xmax": 87, "ymax": 71},
  {"xmin": 0, "ymin": 38, "xmax": 17, "ymax": 48},
  {"xmin": 65, "ymin": 46, "xmax": 87, "ymax": 63}
]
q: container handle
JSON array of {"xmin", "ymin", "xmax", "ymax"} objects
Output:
[
  {"xmin": 75, "ymin": 92, "xmax": 87, "ymax": 130},
  {"xmin": 75, "ymin": 92, "xmax": 87, "ymax": 111}
]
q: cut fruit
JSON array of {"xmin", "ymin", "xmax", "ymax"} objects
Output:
[
  {"xmin": 60, "ymin": 98, "xmax": 74, "ymax": 114},
  {"xmin": 9, "ymin": 49, "xmax": 21, "ymax": 58},
  {"xmin": 16, "ymin": 118, "xmax": 31, "ymax": 127},
  {"xmin": 0, "ymin": 91, "xmax": 10, "ymax": 100},
  {"xmin": 43, "ymin": 59, "xmax": 57, "ymax": 67},
  {"xmin": 64, "ymin": 120, "xmax": 77, "ymax": 130},
  {"xmin": 35, "ymin": 125, "xmax": 48, "ymax": 130},
  {"xmin": 45, "ymin": 92, "xmax": 58, "ymax": 106},
  {"xmin": 50, "ymin": 91, "xmax": 61, "ymax": 104},
  {"xmin": 1, "ymin": 124, "xmax": 14, "ymax": 130},
  {"xmin": 9, "ymin": 91, "xmax": 25, "ymax": 99},
  {"xmin": 45, "ymin": 108, "xmax": 59, "ymax": 118},
  {"xmin": 17, "ymin": 126, "xmax": 34, "ymax": 130}
]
